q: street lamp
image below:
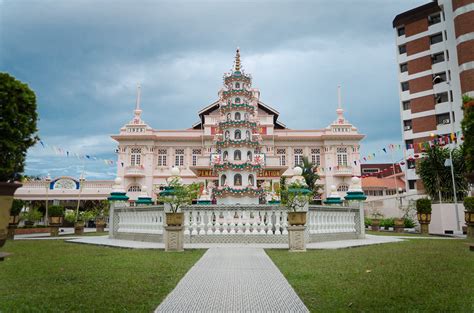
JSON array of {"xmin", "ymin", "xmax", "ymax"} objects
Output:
[{"xmin": 45, "ymin": 174, "xmax": 51, "ymax": 227}]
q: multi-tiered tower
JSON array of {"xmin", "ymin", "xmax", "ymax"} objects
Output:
[{"xmin": 213, "ymin": 49, "xmax": 264, "ymax": 204}]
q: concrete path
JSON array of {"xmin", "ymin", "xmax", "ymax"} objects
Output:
[{"xmin": 155, "ymin": 247, "xmax": 309, "ymax": 313}]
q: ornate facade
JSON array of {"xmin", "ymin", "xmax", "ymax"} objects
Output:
[{"xmin": 112, "ymin": 49, "xmax": 364, "ymax": 203}]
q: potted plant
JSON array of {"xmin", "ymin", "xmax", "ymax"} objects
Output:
[
  {"xmin": 48, "ymin": 205, "xmax": 64, "ymax": 237},
  {"xmin": 0, "ymin": 73, "xmax": 39, "ymax": 247},
  {"xmin": 463, "ymin": 197, "xmax": 474, "ymax": 238},
  {"xmin": 281, "ymin": 181, "xmax": 312, "ymax": 226},
  {"xmin": 65, "ymin": 210, "xmax": 94, "ymax": 235},
  {"xmin": 20, "ymin": 208, "xmax": 43, "ymax": 227},
  {"xmin": 95, "ymin": 200, "xmax": 109, "ymax": 232},
  {"xmin": 7, "ymin": 199, "xmax": 24, "ymax": 239},
  {"xmin": 159, "ymin": 178, "xmax": 200, "ymax": 226},
  {"xmin": 394, "ymin": 217, "xmax": 405, "ymax": 233},
  {"xmin": 370, "ymin": 209, "xmax": 383, "ymax": 231},
  {"xmin": 416, "ymin": 198, "xmax": 432, "ymax": 234}
]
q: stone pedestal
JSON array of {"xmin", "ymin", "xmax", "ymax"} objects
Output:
[
  {"xmin": 288, "ymin": 225, "xmax": 306, "ymax": 252},
  {"xmin": 50, "ymin": 226, "xmax": 59, "ymax": 237},
  {"xmin": 7, "ymin": 225, "xmax": 17, "ymax": 240},
  {"xmin": 164, "ymin": 226, "xmax": 184, "ymax": 252},
  {"xmin": 420, "ymin": 223, "xmax": 429, "ymax": 235}
]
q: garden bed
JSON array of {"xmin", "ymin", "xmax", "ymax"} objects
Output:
[{"xmin": 15, "ymin": 227, "xmax": 51, "ymax": 235}]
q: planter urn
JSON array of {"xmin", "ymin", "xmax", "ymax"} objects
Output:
[
  {"xmin": 96, "ymin": 217, "xmax": 106, "ymax": 232},
  {"xmin": 0, "ymin": 182, "xmax": 22, "ymax": 247},
  {"xmin": 165, "ymin": 212, "xmax": 184, "ymax": 226},
  {"xmin": 417, "ymin": 213, "xmax": 431, "ymax": 234},
  {"xmin": 7, "ymin": 215, "xmax": 20, "ymax": 240},
  {"xmin": 288, "ymin": 212, "xmax": 307, "ymax": 226},
  {"xmin": 371, "ymin": 218, "xmax": 381, "ymax": 231},
  {"xmin": 394, "ymin": 218, "xmax": 405, "ymax": 233},
  {"xmin": 49, "ymin": 216, "xmax": 63, "ymax": 237},
  {"xmin": 465, "ymin": 211, "xmax": 474, "ymax": 238},
  {"xmin": 74, "ymin": 221, "xmax": 85, "ymax": 235}
]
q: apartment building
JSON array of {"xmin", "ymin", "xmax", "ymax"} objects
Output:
[{"xmin": 393, "ymin": 0, "xmax": 474, "ymax": 192}]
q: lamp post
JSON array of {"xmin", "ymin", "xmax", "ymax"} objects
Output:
[{"xmin": 45, "ymin": 174, "xmax": 51, "ymax": 226}]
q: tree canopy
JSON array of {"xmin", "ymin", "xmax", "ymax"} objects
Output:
[{"xmin": 0, "ymin": 73, "xmax": 39, "ymax": 182}]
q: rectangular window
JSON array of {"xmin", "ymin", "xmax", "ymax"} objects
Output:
[
  {"xmin": 311, "ymin": 148, "xmax": 321, "ymax": 166},
  {"xmin": 408, "ymin": 180, "xmax": 416, "ymax": 190},
  {"xmin": 435, "ymin": 92, "xmax": 448, "ymax": 104},
  {"xmin": 397, "ymin": 27, "xmax": 405, "ymax": 36},
  {"xmin": 436, "ymin": 113, "xmax": 450, "ymax": 125},
  {"xmin": 400, "ymin": 63, "xmax": 408, "ymax": 73},
  {"xmin": 407, "ymin": 159, "xmax": 416, "ymax": 169},
  {"xmin": 362, "ymin": 168, "xmax": 379, "ymax": 174},
  {"xmin": 157, "ymin": 149, "xmax": 167, "ymax": 167},
  {"xmin": 428, "ymin": 13, "xmax": 441, "ymax": 26},
  {"xmin": 430, "ymin": 33, "xmax": 443, "ymax": 45},
  {"xmin": 277, "ymin": 148, "xmax": 286, "ymax": 166},
  {"xmin": 401, "ymin": 81, "xmax": 409, "ymax": 91},
  {"xmin": 431, "ymin": 52, "xmax": 445, "ymax": 64},
  {"xmin": 175, "ymin": 149, "xmax": 184, "ymax": 166},
  {"xmin": 433, "ymin": 72, "xmax": 446, "ymax": 84},
  {"xmin": 402, "ymin": 101, "xmax": 411, "ymax": 111},
  {"xmin": 336, "ymin": 147, "xmax": 348, "ymax": 166},
  {"xmin": 191, "ymin": 148, "xmax": 201, "ymax": 166},
  {"xmin": 405, "ymin": 139, "xmax": 414, "ymax": 149},
  {"xmin": 130, "ymin": 147, "xmax": 142, "ymax": 166},
  {"xmin": 398, "ymin": 44, "xmax": 406, "ymax": 54},
  {"xmin": 403, "ymin": 120, "xmax": 412, "ymax": 131},
  {"xmin": 294, "ymin": 148, "xmax": 303, "ymax": 166}
]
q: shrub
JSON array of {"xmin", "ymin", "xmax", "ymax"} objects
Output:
[
  {"xmin": 364, "ymin": 217, "xmax": 372, "ymax": 227},
  {"xmin": 464, "ymin": 197, "xmax": 474, "ymax": 212},
  {"xmin": 404, "ymin": 216, "xmax": 416, "ymax": 228},
  {"xmin": 21, "ymin": 208, "xmax": 43, "ymax": 223},
  {"xmin": 381, "ymin": 218, "xmax": 395, "ymax": 228},
  {"xmin": 416, "ymin": 198, "xmax": 432, "ymax": 214},
  {"xmin": 10, "ymin": 199, "xmax": 24, "ymax": 216},
  {"xmin": 48, "ymin": 205, "xmax": 64, "ymax": 217}
]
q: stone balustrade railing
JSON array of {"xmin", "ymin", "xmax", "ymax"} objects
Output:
[{"xmin": 110, "ymin": 203, "xmax": 364, "ymax": 243}]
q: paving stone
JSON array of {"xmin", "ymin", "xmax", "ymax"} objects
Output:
[{"xmin": 155, "ymin": 247, "xmax": 309, "ymax": 313}]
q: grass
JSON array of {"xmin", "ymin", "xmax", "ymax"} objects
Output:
[
  {"xmin": 366, "ymin": 230, "xmax": 430, "ymax": 237},
  {"xmin": 267, "ymin": 239, "xmax": 474, "ymax": 312},
  {"xmin": 0, "ymin": 240, "xmax": 204, "ymax": 312}
]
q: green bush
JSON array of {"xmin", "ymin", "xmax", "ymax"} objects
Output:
[
  {"xmin": 380, "ymin": 218, "xmax": 395, "ymax": 229},
  {"xmin": 364, "ymin": 217, "xmax": 372, "ymax": 227},
  {"xmin": 20, "ymin": 208, "xmax": 43, "ymax": 223},
  {"xmin": 10, "ymin": 199, "xmax": 24, "ymax": 216},
  {"xmin": 463, "ymin": 197, "xmax": 474, "ymax": 212},
  {"xmin": 416, "ymin": 198, "xmax": 432, "ymax": 214},
  {"xmin": 404, "ymin": 216, "xmax": 416, "ymax": 228},
  {"xmin": 48, "ymin": 205, "xmax": 64, "ymax": 217}
]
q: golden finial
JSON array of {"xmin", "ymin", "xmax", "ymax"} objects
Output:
[{"xmin": 234, "ymin": 47, "xmax": 241, "ymax": 72}]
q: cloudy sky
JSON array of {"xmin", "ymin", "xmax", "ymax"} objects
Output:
[{"xmin": 1, "ymin": 0, "xmax": 427, "ymax": 180}]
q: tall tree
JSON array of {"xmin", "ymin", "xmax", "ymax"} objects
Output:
[
  {"xmin": 300, "ymin": 156, "xmax": 323, "ymax": 196},
  {"xmin": 461, "ymin": 95, "xmax": 474, "ymax": 177},
  {"xmin": 0, "ymin": 73, "xmax": 39, "ymax": 182},
  {"xmin": 417, "ymin": 145, "xmax": 468, "ymax": 201}
]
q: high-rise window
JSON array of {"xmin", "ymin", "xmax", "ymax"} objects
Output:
[
  {"xmin": 397, "ymin": 27, "xmax": 405, "ymax": 36},
  {"xmin": 398, "ymin": 44, "xmax": 406, "ymax": 54},
  {"xmin": 294, "ymin": 148, "xmax": 303, "ymax": 166},
  {"xmin": 130, "ymin": 147, "xmax": 142, "ymax": 166},
  {"xmin": 403, "ymin": 120, "xmax": 412, "ymax": 131},
  {"xmin": 436, "ymin": 113, "xmax": 450, "ymax": 125},
  {"xmin": 408, "ymin": 180, "xmax": 416, "ymax": 190},
  {"xmin": 432, "ymin": 72, "xmax": 446, "ymax": 84},
  {"xmin": 336, "ymin": 147, "xmax": 348, "ymax": 166},
  {"xmin": 435, "ymin": 92, "xmax": 448, "ymax": 104},
  {"xmin": 431, "ymin": 52, "xmax": 445, "ymax": 64},
  {"xmin": 175, "ymin": 149, "xmax": 184, "ymax": 166},
  {"xmin": 400, "ymin": 63, "xmax": 408, "ymax": 73},
  {"xmin": 401, "ymin": 81, "xmax": 409, "ymax": 91},
  {"xmin": 157, "ymin": 149, "xmax": 167, "ymax": 166},
  {"xmin": 430, "ymin": 33, "xmax": 443, "ymax": 45},
  {"xmin": 402, "ymin": 101, "xmax": 411, "ymax": 111},
  {"xmin": 428, "ymin": 13, "xmax": 441, "ymax": 25}
]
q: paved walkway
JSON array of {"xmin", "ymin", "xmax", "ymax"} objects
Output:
[{"xmin": 155, "ymin": 247, "xmax": 309, "ymax": 312}]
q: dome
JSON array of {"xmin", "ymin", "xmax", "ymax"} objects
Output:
[
  {"xmin": 293, "ymin": 167, "xmax": 303, "ymax": 176},
  {"xmin": 171, "ymin": 167, "xmax": 180, "ymax": 176}
]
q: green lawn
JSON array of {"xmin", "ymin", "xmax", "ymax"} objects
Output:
[
  {"xmin": 0, "ymin": 240, "xmax": 204, "ymax": 312},
  {"xmin": 366, "ymin": 230, "xmax": 430, "ymax": 237},
  {"xmin": 268, "ymin": 239, "xmax": 474, "ymax": 312}
]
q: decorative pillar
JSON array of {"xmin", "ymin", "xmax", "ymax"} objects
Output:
[
  {"xmin": 135, "ymin": 185, "xmax": 153, "ymax": 205},
  {"xmin": 323, "ymin": 185, "xmax": 343, "ymax": 205},
  {"xmin": 344, "ymin": 177, "xmax": 367, "ymax": 238},
  {"xmin": 107, "ymin": 177, "xmax": 129, "ymax": 238}
]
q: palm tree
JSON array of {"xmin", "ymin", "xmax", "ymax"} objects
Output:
[{"xmin": 300, "ymin": 156, "xmax": 323, "ymax": 196}]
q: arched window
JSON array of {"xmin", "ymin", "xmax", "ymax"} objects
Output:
[
  {"xmin": 235, "ymin": 82, "xmax": 240, "ymax": 89},
  {"xmin": 234, "ymin": 174, "xmax": 242, "ymax": 186},
  {"xmin": 234, "ymin": 150, "xmax": 241, "ymax": 161},
  {"xmin": 223, "ymin": 151, "xmax": 228, "ymax": 160},
  {"xmin": 224, "ymin": 130, "xmax": 230, "ymax": 139},
  {"xmin": 128, "ymin": 185, "xmax": 141, "ymax": 192},
  {"xmin": 226, "ymin": 113, "xmax": 231, "ymax": 121},
  {"xmin": 235, "ymin": 97, "xmax": 241, "ymax": 103},
  {"xmin": 247, "ymin": 151, "xmax": 252, "ymax": 161},
  {"xmin": 235, "ymin": 112, "xmax": 241, "ymax": 120},
  {"xmin": 234, "ymin": 129, "xmax": 241, "ymax": 139},
  {"xmin": 337, "ymin": 184, "xmax": 349, "ymax": 192},
  {"xmin": 245, "ymin": 130, "xmax": 250, "ymax": 139},
  {"xmin": 248, "ymin": 174, "xmax": 254, "ymax": 186},
  {"xmin": 221, "ymin": 174, "xmax": 227, "ymax": 186}
]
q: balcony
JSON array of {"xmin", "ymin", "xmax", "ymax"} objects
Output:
[
  {"xmin": 333, "ymin": 165, "xmax": 353, "ymax": 176},
  {"xmin": 124, "ymin": 165, "xmax": 146, "ymax": 178}
]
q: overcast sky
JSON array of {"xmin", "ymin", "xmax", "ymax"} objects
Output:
[{"xmin": 1, "ymin": 0, "xmax": 428, "ymax": 180}]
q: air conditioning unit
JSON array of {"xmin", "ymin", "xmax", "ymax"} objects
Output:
[
  {"xmin": 404, "ymin": 126, "xmax": 412, "ymax": 131},
  {"xmin": 442, "ymin": 119, "xmax": 450, "ymax": 124}
]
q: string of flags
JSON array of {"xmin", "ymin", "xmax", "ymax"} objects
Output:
[{"xmin": 38, "ymin": 140, "xmax": 116, "ymax": 166}]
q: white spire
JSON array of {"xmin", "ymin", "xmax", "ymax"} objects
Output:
[
  {"xmin": 133, "ymin": 84, "xmax": 143, "ymax": 123},
  {"xmin": 336, "ymin": 85, "xmax": 344, "ymax": 123},
  {"xmin": 135, "ymin": 84, "xmax": 141, "ymax": 110}
]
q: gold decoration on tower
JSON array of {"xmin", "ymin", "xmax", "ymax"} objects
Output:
[{"xmin": 234, "ymin": 48, "xmax": 241, "ymax": 72}]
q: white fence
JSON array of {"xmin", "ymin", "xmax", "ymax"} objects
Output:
[{"xmin": 110, "ymin": 203, "xmax": 364, "ymax": 243}]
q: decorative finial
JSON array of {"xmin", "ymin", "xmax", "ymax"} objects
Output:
[
  {"xmin": 234, "ymin": 47, "xmax": 241, "ymax": 72},
  {"xmin": 336, "ymin": 85, "xmax": 344, "ymax": 123},
  {"xmin": 135, "ymin": 84, "xmax": 141, "ymax": 111},
  {"xmin": 133, "ymin": 84, "xmax": 142, "ymax": 123}
]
